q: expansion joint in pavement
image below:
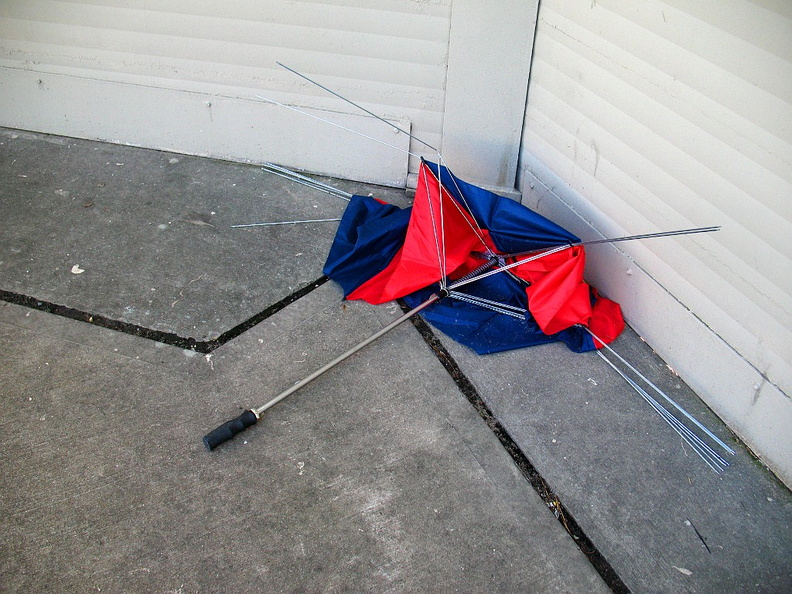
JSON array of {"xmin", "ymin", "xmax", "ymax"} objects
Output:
[
  {"xmin": 2, "ymin": 277, "xmax": 629, "ymax": 591},
  {"xmin": 400, "ymin": 301, "xmax": 631, "ymax": 594},
  {"xmin": 0, "ymin": 276, "xmax": 330, "ymax": 354}
]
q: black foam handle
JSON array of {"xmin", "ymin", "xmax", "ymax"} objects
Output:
[{"xmin": 203, "ymin": 410, "xmax": 258, "ymax": 451}]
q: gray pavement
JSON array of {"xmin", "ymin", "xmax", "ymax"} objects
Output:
[{"xmin": 1, "ymin": 128, "xmax": 791, "ymax": 593}]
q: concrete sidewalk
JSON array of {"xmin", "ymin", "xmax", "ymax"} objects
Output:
[{"xmin": 1, "ymin": 128, "xmax": 790, "ymax": 593}]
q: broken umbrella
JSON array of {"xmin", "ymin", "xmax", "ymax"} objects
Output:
[{"xmin": 204, "ymin": 66, "xmax": 733, "ymax": 472}]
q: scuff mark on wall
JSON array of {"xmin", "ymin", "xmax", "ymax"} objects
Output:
[
  {"xmin": 752, "ymin": 377, "xmax": 767, "ymax": 406},
  {"xmin": 591, "ymin": 138, "xmax": 600, "ymax": 178}
]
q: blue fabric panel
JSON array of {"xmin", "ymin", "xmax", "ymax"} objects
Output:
[
  {"xmin": 423, "ymin": 161, "xmax": 580, "ymax": 254},
  {"xmin": 403, "ymin": 280, "xmax": 596, "ymax": 355},
  {"xmin": 403, "ymin": 275, "xmax": 556, "ymax": 354},
  {"xmin": 323, "ymin": 195, "xmax": 411, "ymax": 297},
  {"xmin": 323, "ymin": 164, "xmax": 599, "ymax": 355}
]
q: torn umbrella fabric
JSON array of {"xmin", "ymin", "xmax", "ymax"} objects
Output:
[{"xmin": 323, "ymin": 160, "xmax": 624, "ymax": 355}]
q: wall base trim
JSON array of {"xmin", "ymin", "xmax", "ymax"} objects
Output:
[{"xmin": 0, "ymin": 66, "xmax": 410, "ymax": 187}]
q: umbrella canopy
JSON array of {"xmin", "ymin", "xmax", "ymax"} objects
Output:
[
  {"xmin": 324, "ymin": 160, "xmax": 624, "ymax": 355},
  {"xmin": 206, "ymin": 65, "xmax": 728, "ymax": 467}
]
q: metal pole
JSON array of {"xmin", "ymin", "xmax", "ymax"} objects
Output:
[
  {"xmin": 253, "ymin": 293, "xmax": 440, "ymax": 416},
  {"xmin": 203, "ymin": 293, "xmax": 442, "ymax": 450},
  {"xmin": 231, "ymin": 218, "xmax": 342, "ymax": 228},
  {"xmin": 501, "ymin": 226, "xmax": 721, "ymax": 259},
  {"xmin": 276, "ymin": 62, "xmax": 439, "ymax": 154},
  {"xmin": 261, "ymin": 162, "xmax": 353, "ymax": 200}
]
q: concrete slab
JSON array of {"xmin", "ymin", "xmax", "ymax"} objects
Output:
[
  {"xmin": 0, "ymin": 128, "xmax": 407, "ymax": 341},
  {"xmin": 439, "ymin": 326, "xmax": 792, "ymax": 592},
  {"xmin": 0, "ymin": 285, "xmax": 608, "ymax": 593},
  {"xmin": 2, "ymin": 128, "xmax": 791, "ymax": 593}
]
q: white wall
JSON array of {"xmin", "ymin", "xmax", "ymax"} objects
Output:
[
  {"xmin": 441, "ymin": 0, "xmax": 536, "ymax": 191},
  {"xmin": 519, "ymin": 0, "xmax": 792, "ymax": 484},
  {"xmin": 0, "ymin": 0, "xmax": 454, "ymax": 185},
  {"xmin": 0, "ymin": 0, "xmax": 537, "ymax": 191}
]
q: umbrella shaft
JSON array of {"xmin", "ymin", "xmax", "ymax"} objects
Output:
[{"xmin": 252, "ymin": 293, "xmax": 440, "ymax": 417}]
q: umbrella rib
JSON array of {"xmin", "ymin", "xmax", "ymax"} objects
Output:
[
  {"xmin": 422, "ymin": 160, "xmax": 492, "ymax": 255},
  {"xmin": 596, "ymin": 351, "xmax": 730, "ymax": 472},
  {"xmin": 448, "ymin": 291, "xmax": 526, "ymax": 319},
  {"xmin": 584, "ymin": 327, "xmax": 735, "ymax": 456},
  {"xmin": 436, "ymin": 156, "xmax": 449, "ymax": 288},
  {"xmin": 501, "ymin": 227, "xmax": 721, "ymax": 259},
  {"xmin": 580, "ymin": 226, "xmax": 721, "ymax": 247},
  {"xmin": 276, "ymin": 61, "xmax": 438, "ymax": 154},
  {"xmin": 421, "ymin": 163, "xmax": 447, "ymax": 289},
  {"xmin": 255, "ymin": 95, "xmax": 424, "ymax": 159},
  {"xmin": 261, "ymin": 162, "xmax": 352, "ymax": 201},
  {"xmin": 232, "ymin": 218, "xmax": 342, "ymax": 228},
  {"xmin": 436, "ymin": 154, "xmax": 491, "ymax": 250},
  {"xmin": 260, "ymin": 165, "xmax": 349, "ymax": 200}
]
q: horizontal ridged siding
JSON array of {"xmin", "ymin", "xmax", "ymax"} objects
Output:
[
  {"xmin": 0, "ymin": 0, "xmax": 452, "ymax": 179},
  {"xmin": 520, "ymin": 0, "xmax": 792, "ymax": 479}
]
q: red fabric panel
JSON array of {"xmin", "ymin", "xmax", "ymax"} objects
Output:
[
  {"xmin": 349, "ymin": 162, "xmax": 489, "ymax": 304},
  {"xmin": 347, "ymin": 161, "xmax": 625, "ymax": 348},
  {"xmin": 588, "ymin": 293, "xmax": 625, "ymax": 347},
  {"xmin": 515, "ymin": 246, "xmax": 593, "ymax": 334},
  {"xmin": 514, "ymin": 246, "xmax": 625, "ymax": 344}
]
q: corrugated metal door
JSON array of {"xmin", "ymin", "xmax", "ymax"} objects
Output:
[{"xmin": 520, "ymin": 0, "xmax": 792, "ymax": 482}]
